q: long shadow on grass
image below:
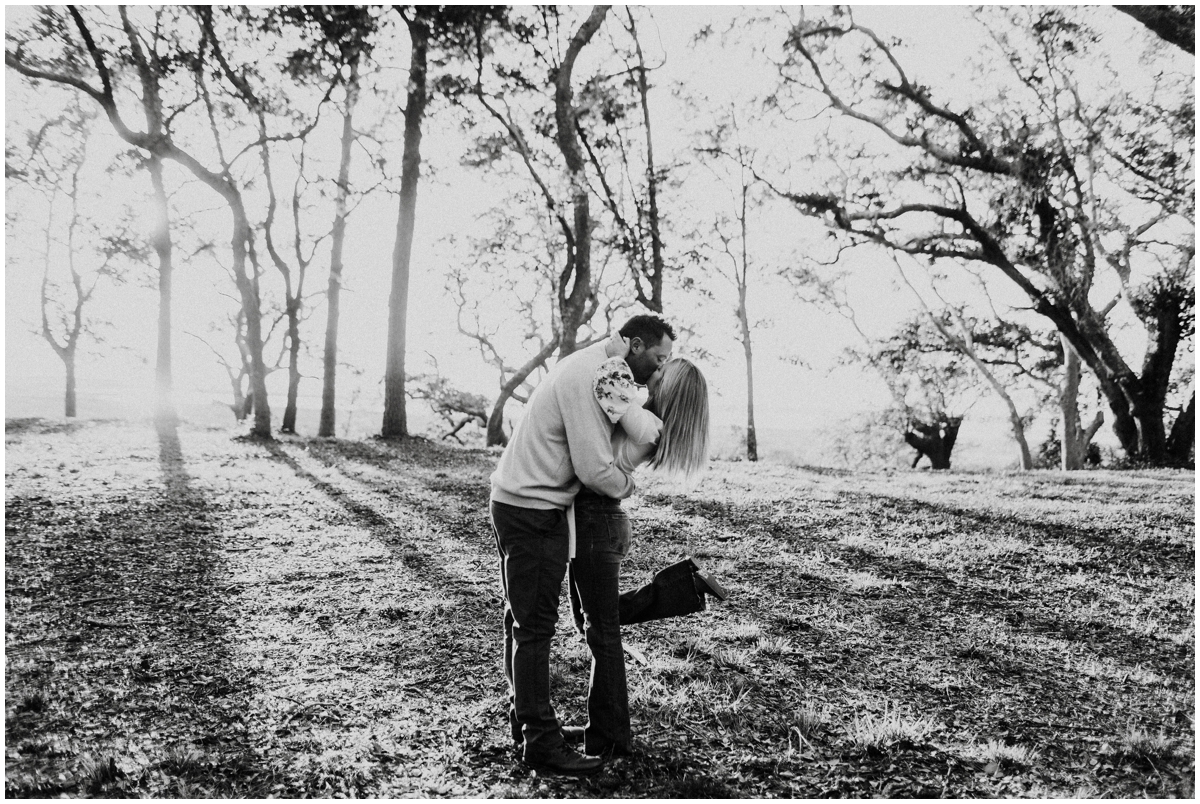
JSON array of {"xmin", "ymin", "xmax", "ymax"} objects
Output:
[
  {"xmin": 305, "ymin": 437, "xmax": 494, "ymax": 514},
  {"xmin": 264, "ymin": 444, "xmax": 1194, "ymax": 795},
  {"xmin": 260, "ymin": 439, "xmax": 774, "ymax": 797},
  {"xmin": 4, "ymin": 419, "xmax": 269, "ymax": 797},
  {"xmin": 257, "ymin": 440, "xmax": 498, "ymax": 679},
  {"xmin": 644, "ymin": 489, "xmax": 1192, "ymax": 748}
]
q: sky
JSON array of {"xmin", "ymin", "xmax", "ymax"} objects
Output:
[{"xmin": 4, "ymin": 5, "xmax": 1190, "ymax": 469}]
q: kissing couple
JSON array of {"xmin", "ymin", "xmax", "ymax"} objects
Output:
[{"xmin": 489, "ymin": 313, "xmax": 728, "ymax": 775}]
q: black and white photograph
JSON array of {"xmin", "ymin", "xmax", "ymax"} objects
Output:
[{"xmin": 4, "ymin": 4, "xmax": 1194, "ymax": 797}]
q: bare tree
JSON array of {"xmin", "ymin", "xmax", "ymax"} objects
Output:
[
  {"xmin": 320, "ymin": 56, "xmax": 361, "ymax": 437},
  {"xmin": 27, "ymin": 111, "xmax": 130, "ymax": 417},
  {"xmin": 893, "ymin": 262, "xmax": 1035, "ymax": 469},
  {"xmin": 380, "ymin": 6, "xmax": 502, "ymax": 438},
  {"xmin": 692, "ymin": 107, "xmax": 766, "ymax": 461},
  {"xmin": 470, "ymin": 5, "xmax": 613, "ymax": 366},
  {"xmin": 575, "ymin": 7, "xmax": 670, "ymax": 313},
  {"xmin": 769, "ymin": 7, "xmax": 1194, "ymax": 464},
  {"xmin": 447, "ymin": 194, "xmax": 630, "ymax": 446},
  {"xmin": 854, "ymin": 319, "xmax": 975, "ymax": 471},
  {"xmin": 789, "ymin": 263, "xmax": 975, "ymax": 470},
  {"xmin": 406, "ymin": 362, "xmax": 491, "ymax": 444},
  {"xmin": 8, "ymin": 7, "xmax": 279, "ymax": 436},
  {"xmin": 379, "ymin": 10, "xmax": 430, "ymax": 439}
]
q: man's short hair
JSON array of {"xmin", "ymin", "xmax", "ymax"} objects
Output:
[{"xmin": 619, "ymin": 314, "xmax": 676, "ymax": 346}]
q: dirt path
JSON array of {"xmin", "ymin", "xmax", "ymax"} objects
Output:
[{"xmin": 5, "ymin": 418, "xmax": 1195, "ymax": 797}]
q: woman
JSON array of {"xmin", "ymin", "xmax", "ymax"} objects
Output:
[{"xmin": 567, "ymin": 345, "xmax": 723, "ymax": 756}]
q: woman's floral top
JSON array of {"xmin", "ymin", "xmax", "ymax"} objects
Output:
[
  {"xmin": 593, "ymin": 356, "xmax": 638, "ymax": 424},
  {"xmin": 593, "ymin": 356, "xmax": 662, "ymax": 474}
]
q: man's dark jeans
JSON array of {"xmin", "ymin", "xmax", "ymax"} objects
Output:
[
  {"xmin": 491, "ymin": 500, "xmax": 569, "ymax": 757},
  {"xmin": 567, "ymin": 490, "xmax": 633, "ymax": 754}
]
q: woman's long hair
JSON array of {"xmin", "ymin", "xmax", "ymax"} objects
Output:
[{"xmin": 648, "ymin": 358, "xmax": 710, "ymax": 483}]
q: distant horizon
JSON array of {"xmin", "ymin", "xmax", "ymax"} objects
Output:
[{"xmin": 5, "ymin": 382, "xmax": 1106, "ymax": 474}]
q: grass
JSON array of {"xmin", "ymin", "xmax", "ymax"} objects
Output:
[
  {"xmin": 1120, "ymin": 727, "xmax": 1176, "ymax": 764},
  {"xmin": 846, "ymin": 701, "xmax": 937, "ymax": 752},
  {"xmin": 4, "ymin": 417, "xmax": 1195, "ymax": 797},
  {"xmin": 971, "ymin": 738, "xmax": 1039, "ymax": 767},
  {"xmin": 791, "ymin": 700, "xmax": 832, "ymax": 745}
]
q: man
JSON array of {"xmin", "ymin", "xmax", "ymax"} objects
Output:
[{"xmin": 490, "ymin": 314, "xmax": 674, "ymax": 775}]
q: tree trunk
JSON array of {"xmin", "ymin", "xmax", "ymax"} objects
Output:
[
  {"xmin": 1165, "ymin": 389, "xmax": 1195, "ymax": 466},
  {"xmin": 552, "ymin": 6, "xmax": 610, "ymax": 359},
  {"xmin": 319, "ymin": 57, "xmax": 360, "ymax": 438},
  {"xmin": 486, "ymin": 338, "xmax": 560, "ymax": 447},
  {"xmin": 281, "ymin": 302, "xmax": 302, "ymax": 434},
  {"xmin": 628, "ymin": 9, "xmax": 663, "ymax": 313},
  {"xmin": 228, "ymin": 370, "xmax": 249, "ymax": 421},
  {"xmin": 960, "ymin": 337, "xmax": 1033, "ymax": 470},
  {"xmin": 1127, "ymin": 278, "xmax": 1188, "ymax": 463},
  {"xmin": 1057, "ymin": 336, "xmax": 1105, "ymax": 470},
  {"xmin": 738, "ymin": 292, "xmax": 758, "ymax": 462},
  {"xmin": 1001, "ymin": 397, "xmax": 1033, "ymax": 470},
  {"xmin": 1060, "ymin": 337, "xmax": 1084, "ymax": 470},
  {"xmin": 231, "ymin": 212, "xmax": 272, "ymax": 438},
  {"xmin": 905, "ymin": 417, "xmax": 961, "ymax": 470},
  {"xmin": 381, "ymin": 22, "xmax": 429, "ymax": 439},
  {"xmin": 64, "ymin": 351, "xmax": 77, "ymax": 418},
  {"xmin": 148, "ymin": 155, "xmax": 174, "ymax": 422}
]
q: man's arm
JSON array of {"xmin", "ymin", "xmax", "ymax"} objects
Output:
[{"xmin": 560, "ymin": 381, "xmax": 636, "ymax": 499}]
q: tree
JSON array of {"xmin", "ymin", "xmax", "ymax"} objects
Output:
[
  {"xmin": 575, "ymin": 7, "xmax": 670, "ymax": 313},
  {"xmin": 454, "ymin": 6, "xmax": 665, "ymax": 442},
  {"xmin": 380, "ymin": 9, "xmax": 431, "ymax": 439},
  {"xmin": 406, "ymin": 369, "xmax": 491, "ymax": 444},
  {"xmin": 7, "ymin": 7, "xmax": 181, "ymax": 422},
  {"xmin": 448, "ymin": 222, "xmax": 556, "ymax": 447},
  {"xmin": 913, "ymin": 306, "xmax": 1035, "ymax": 470},
  {"xmin": 892, "ymin": 260, "xmax": 1052, "ymax": 470},
  {"xmin": 227, "ymin": 6, "xmax": 381, "ymax": 437},
  {"xmin": 14, "ymin": 106, "xmax": 135, "ymax": 417},
  {"xmin": 309, "ymin": 8, "xmax": 375, "ymax": 438},
  {"xmin": 1056, "ymin": 335, "xmax": 1107, "ymax": 470},
  {"xmin": 380, "ymin": 5, "xmax": 505, "ymax": 439},
  {"xmin": 469, "ymin": 5, "xmax": 613, "ymax": 364},
  {"xmin": 189, "ymin": 311, "xmax": 255, "ymax": 422},
  {"xmin": 40, "ymin": 116, "xmax": 93, "ymax": 419},
  {"xmin": 854, "ymin": 318, "xmax": 974, "ymax": 470},
  {"xmin": 119, "ymin": 8, "xmax": 179, "ymax": 423},
  {"xmin": 769, "ymin": 7, "xmax": 1195, "ymax": 464},
  {"xmin": 7, "ymin": 6, "xmax": 277, "ymax": 437},
  {"xmin": 788, "ymin": 262, "xmax": 975, "ymax": 470},
  {"xmin": 446, "ymin": 199, "xmax": 631, "ymax": 446},
  {"xmin": 692, "ymin": 107, "xmax": 767, "ymax": 461}
]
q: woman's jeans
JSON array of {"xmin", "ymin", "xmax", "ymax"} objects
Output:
[
  {"xmin": 568, "ymin": 490, "xmax": 633, "ymax": 754},
  {"xmin": 618, "ymin": 557, "xmax": 706, "ymax": 625},
  {"xmin": 491, "ymin": 500, "xmax": 569, "ymax": 758}
]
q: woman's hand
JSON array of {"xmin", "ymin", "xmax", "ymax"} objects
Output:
[{"xmin": 605, "ymin": 332, "xmax": 631, "ymax": 358}]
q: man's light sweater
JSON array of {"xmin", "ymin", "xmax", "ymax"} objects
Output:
[{"xmin": 491, "ymin": 341, "xmax": 635, "ymax": 509}]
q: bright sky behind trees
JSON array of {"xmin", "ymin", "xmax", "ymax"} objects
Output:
[{"xmin": 5, "ymin": 5, "xmax": 1191, "ymax": 469}]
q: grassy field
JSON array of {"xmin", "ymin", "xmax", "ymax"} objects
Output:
[{"xmin": 4, "ymin": 417, "xmax": 1194, "ymax": 797}]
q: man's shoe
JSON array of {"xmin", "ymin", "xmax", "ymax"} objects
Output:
[
  {"xmin": 693, "ymin": 568, "xmax": 729, "ymax": 601},
  {"xmin": 523, "ymin": 744, "xmax": 604, "ymax": 776}
]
